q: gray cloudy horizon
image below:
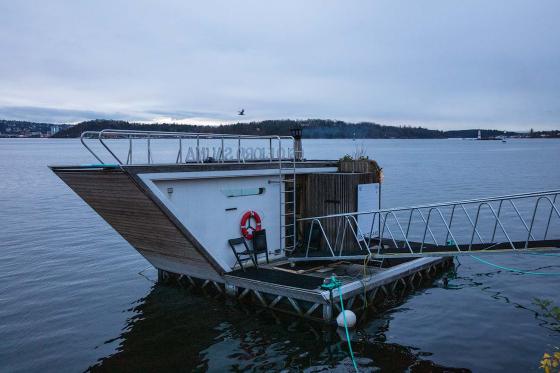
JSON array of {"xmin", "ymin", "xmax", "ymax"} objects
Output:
[{"xmin": 1, "ymin": 1, "xmax": 559, "ymax": 131}]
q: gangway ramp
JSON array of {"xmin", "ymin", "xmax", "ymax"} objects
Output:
[{"xmin": 292, "ymin": 190, "xmax": 560, "ymax": 261}]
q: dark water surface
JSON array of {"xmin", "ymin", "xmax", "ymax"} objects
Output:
[{"xmin": 1, "ymin": 138, "xmax": 559, "ymax": 372}]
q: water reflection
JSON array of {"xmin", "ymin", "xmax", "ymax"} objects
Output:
[{"xmin": 88, "ymin": 283, "xmax": 470, "ymax": 372}]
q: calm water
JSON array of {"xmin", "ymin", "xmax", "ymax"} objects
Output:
[{"xmin": 1, "ymin": 138, "xmax": 559, "ymax": 372}]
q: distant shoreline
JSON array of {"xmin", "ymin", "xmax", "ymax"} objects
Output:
[{"xmin": 1, "ymin": 118, "xmax": 558, "ymax": 139}]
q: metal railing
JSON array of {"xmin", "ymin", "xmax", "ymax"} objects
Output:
[
  {"xmin": 296, "ymin": 190, "xmax": 560, "ymax": 259},
  {"xmin": 80, "ymin": 129, "xmax": 296, "ymax": 165}
]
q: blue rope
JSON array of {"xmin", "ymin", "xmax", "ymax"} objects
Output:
[
  {"xmin": 469, "ymin": 255, "xmax": 560, "ymax": 276},
  {"xmin": 339, "ymin": 291, "xmax": 359, "ymax": 372}
]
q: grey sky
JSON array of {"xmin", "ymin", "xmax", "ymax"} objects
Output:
[{"xmin": 1, "ymin": 1, "xmax": 559, "ymax": 130}]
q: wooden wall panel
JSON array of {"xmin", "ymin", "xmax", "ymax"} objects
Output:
[
  {"xmin": 301, "ymin": 173, "xmax": 375, "ymax": 250},
  {"xmin": 53, "ymin": 169, "xmax": 220, "ymax": 277}
]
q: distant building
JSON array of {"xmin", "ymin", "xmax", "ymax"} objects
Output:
[{"xmin": 50, "ymin": 125, "xmax": 60, "ymax": 136}]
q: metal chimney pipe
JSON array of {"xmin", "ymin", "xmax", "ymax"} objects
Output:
[{"xmin": 290, "ymin": 125, "xmax": 303, "ymax": 161}]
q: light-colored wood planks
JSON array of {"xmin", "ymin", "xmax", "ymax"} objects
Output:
[{"xmin": 54, "ymin": 169, "xmax": 220, "ymax": 276}]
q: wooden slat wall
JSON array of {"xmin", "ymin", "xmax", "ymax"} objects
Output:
[
  {"xmin": 339, "ymin": 160, "xmax": 382, "ymax": 181},
  {"xmin": 302, "ymin": 173, "xmax": 375, "ymax": 249},
  {"xmin": 54, "ymin": 169, "xmax": 220, "ymax": 278}
]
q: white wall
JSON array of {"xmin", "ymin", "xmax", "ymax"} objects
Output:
[
  {"xmin": 357, "ymin": 183, "xmax": 380, "ymax": 238},
  {"xmin": 153, "ymin": 176, "xmax": 282, "ymax": 271}
]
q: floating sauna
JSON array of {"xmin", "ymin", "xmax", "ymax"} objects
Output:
[{"xmin": 50, "ymin": 129, "xmax": 559, "ymax": 322}]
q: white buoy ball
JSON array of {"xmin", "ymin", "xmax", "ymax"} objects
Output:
[{"xmin": 336, "ymin": 310, "xmax": 357, "ymax": 328}]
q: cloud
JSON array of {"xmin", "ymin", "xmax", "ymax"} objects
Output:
[
  {"xmin": 0, "ymin": 0, "xmax": 559, "ymax": 130},
  {"xmin": 0, "ymin": 106, "xmax": 119, "ymax": 124}
]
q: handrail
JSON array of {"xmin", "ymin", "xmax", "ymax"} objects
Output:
[
  {"xmin": 525, "ymin": 196, "xmax": 560, "ymax": 249},
  {"xmin": 296, "ymin": 189, "xmax": 560, "ymax": 260},
  {"xmin": 298, "ymin": 189, "xmax": 560, "ymax": 222},
  {"xmin": 468, "ymin": 202, "xmax": 515, "ymax": 251},
  {"xmin": 80, "ymin": 129, "xmax": 296, "ymax": 165},
  {"xmin": 421, "ymin": 207, "xmax": 461, "ymax": 253}
]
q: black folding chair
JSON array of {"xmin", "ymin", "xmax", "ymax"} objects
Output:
[
  {"xmin": 228, "ymin": 238, "xmax": 257, "ymax": 271},
  {"xmin": 252, "ymin": 229, "xmax": 269, "ymax": 264}
]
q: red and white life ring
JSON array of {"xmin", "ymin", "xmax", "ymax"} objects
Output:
[{"xmin": 240, "ymin": 210, "xmax": 262, "ymax": 240}]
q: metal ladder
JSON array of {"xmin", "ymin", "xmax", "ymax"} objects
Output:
[{"xmin": 279, "ymin": 141, "xmax": 297, "ymax": 255}]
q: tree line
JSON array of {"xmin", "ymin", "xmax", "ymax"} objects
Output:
[
  {"xmin": 4, "ymin": 118, "xmax": 555, "ymax": 139},
  {"xmin": 50, "ymin": 119, "xmax": 485, "ymax": 139}
]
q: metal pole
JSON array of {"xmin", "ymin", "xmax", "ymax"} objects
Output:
[
  {"xmin": 491, "ymin": 200, "xmax": 503, "ymax": 242},
  {"xmin": 292, "ymin": 140, "xmax": 297, "ymax": 253},
  {"xmin": 127, "ymin": 135, "xmax": 132, "ymax": 164},
  {"xmin": 386, "ymin": 212, "xmax": 413, "ymax": 253},
  {"xmin": 420, "ymin": 211, "xmax": 432, "ymax": 252},
  {"xmin": 378, "ymin": 214, "xmax": 387, "ymax": 255},
  {"xmin": 196, "ymin": 136, "xmax": 200, "ymax": 163},
  {"xmin": 444, "ymin": 204, "xmax": 456, "ymax": 243},
  {"xmin": 237, "ymin": 137, "xmax": 241, "ymax": 163},
  {"xmin": 278, "ymin": 137, "xmax": 283, "ymax": 254},
  {"xmin": 543, "ymin": 194, "xmax": 558, "ymax": 240},
  {"xmin": 176, "ymin": 137, "xmax": 182, "ymax": 163},
  {"xmin": 378, "ymin": 183, "xmax": 382, "ymax": 241},
  {"xmin": 80, "ymin": 132, "xmax": 105, "ymax": 164},
  {"xmin": 509, "ymin": 199, "xmax": 535, "ymax": 240},
  {"xmin": 147, "ymin": 135, "xmax": 151, "ymax": 164},
  {"xmin": 460, "ymin": 204, "xmax": 484, "ymax": 243},
  {"xmin": 366, "ymin": 212, "xmax": 378, "ymax": 248},
  {"xmin": 98, "ymin": 131, "xmax": 124, "ymax": 164}
]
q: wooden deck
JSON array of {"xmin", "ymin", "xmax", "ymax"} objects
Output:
[{"xmin": 221, "ymin": 256, "xmax": 452, "ymax": 321}]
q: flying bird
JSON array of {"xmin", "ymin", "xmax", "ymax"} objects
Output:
[{"xmin": 238, "ymin": 109, "xmax": 245, "ymax": 116}]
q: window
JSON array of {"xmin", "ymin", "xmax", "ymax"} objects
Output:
[{"xmin": 221, "ymin": 187, "xmax": 265, "ymax": 198}]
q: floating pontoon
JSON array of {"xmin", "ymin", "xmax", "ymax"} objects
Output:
[{"xmin": 50, "ymin": 129, "xmax": 560, "ymax": 322}]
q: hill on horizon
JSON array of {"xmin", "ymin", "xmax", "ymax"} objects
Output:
[{"xmin": 47, "ymin": 119, "xmax": 521, "ymax": 139}]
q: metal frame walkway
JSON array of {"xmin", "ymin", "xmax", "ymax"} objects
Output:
[{"xmin": 294, "ymin": 190, "xmax": 560, "ymax": 260}]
